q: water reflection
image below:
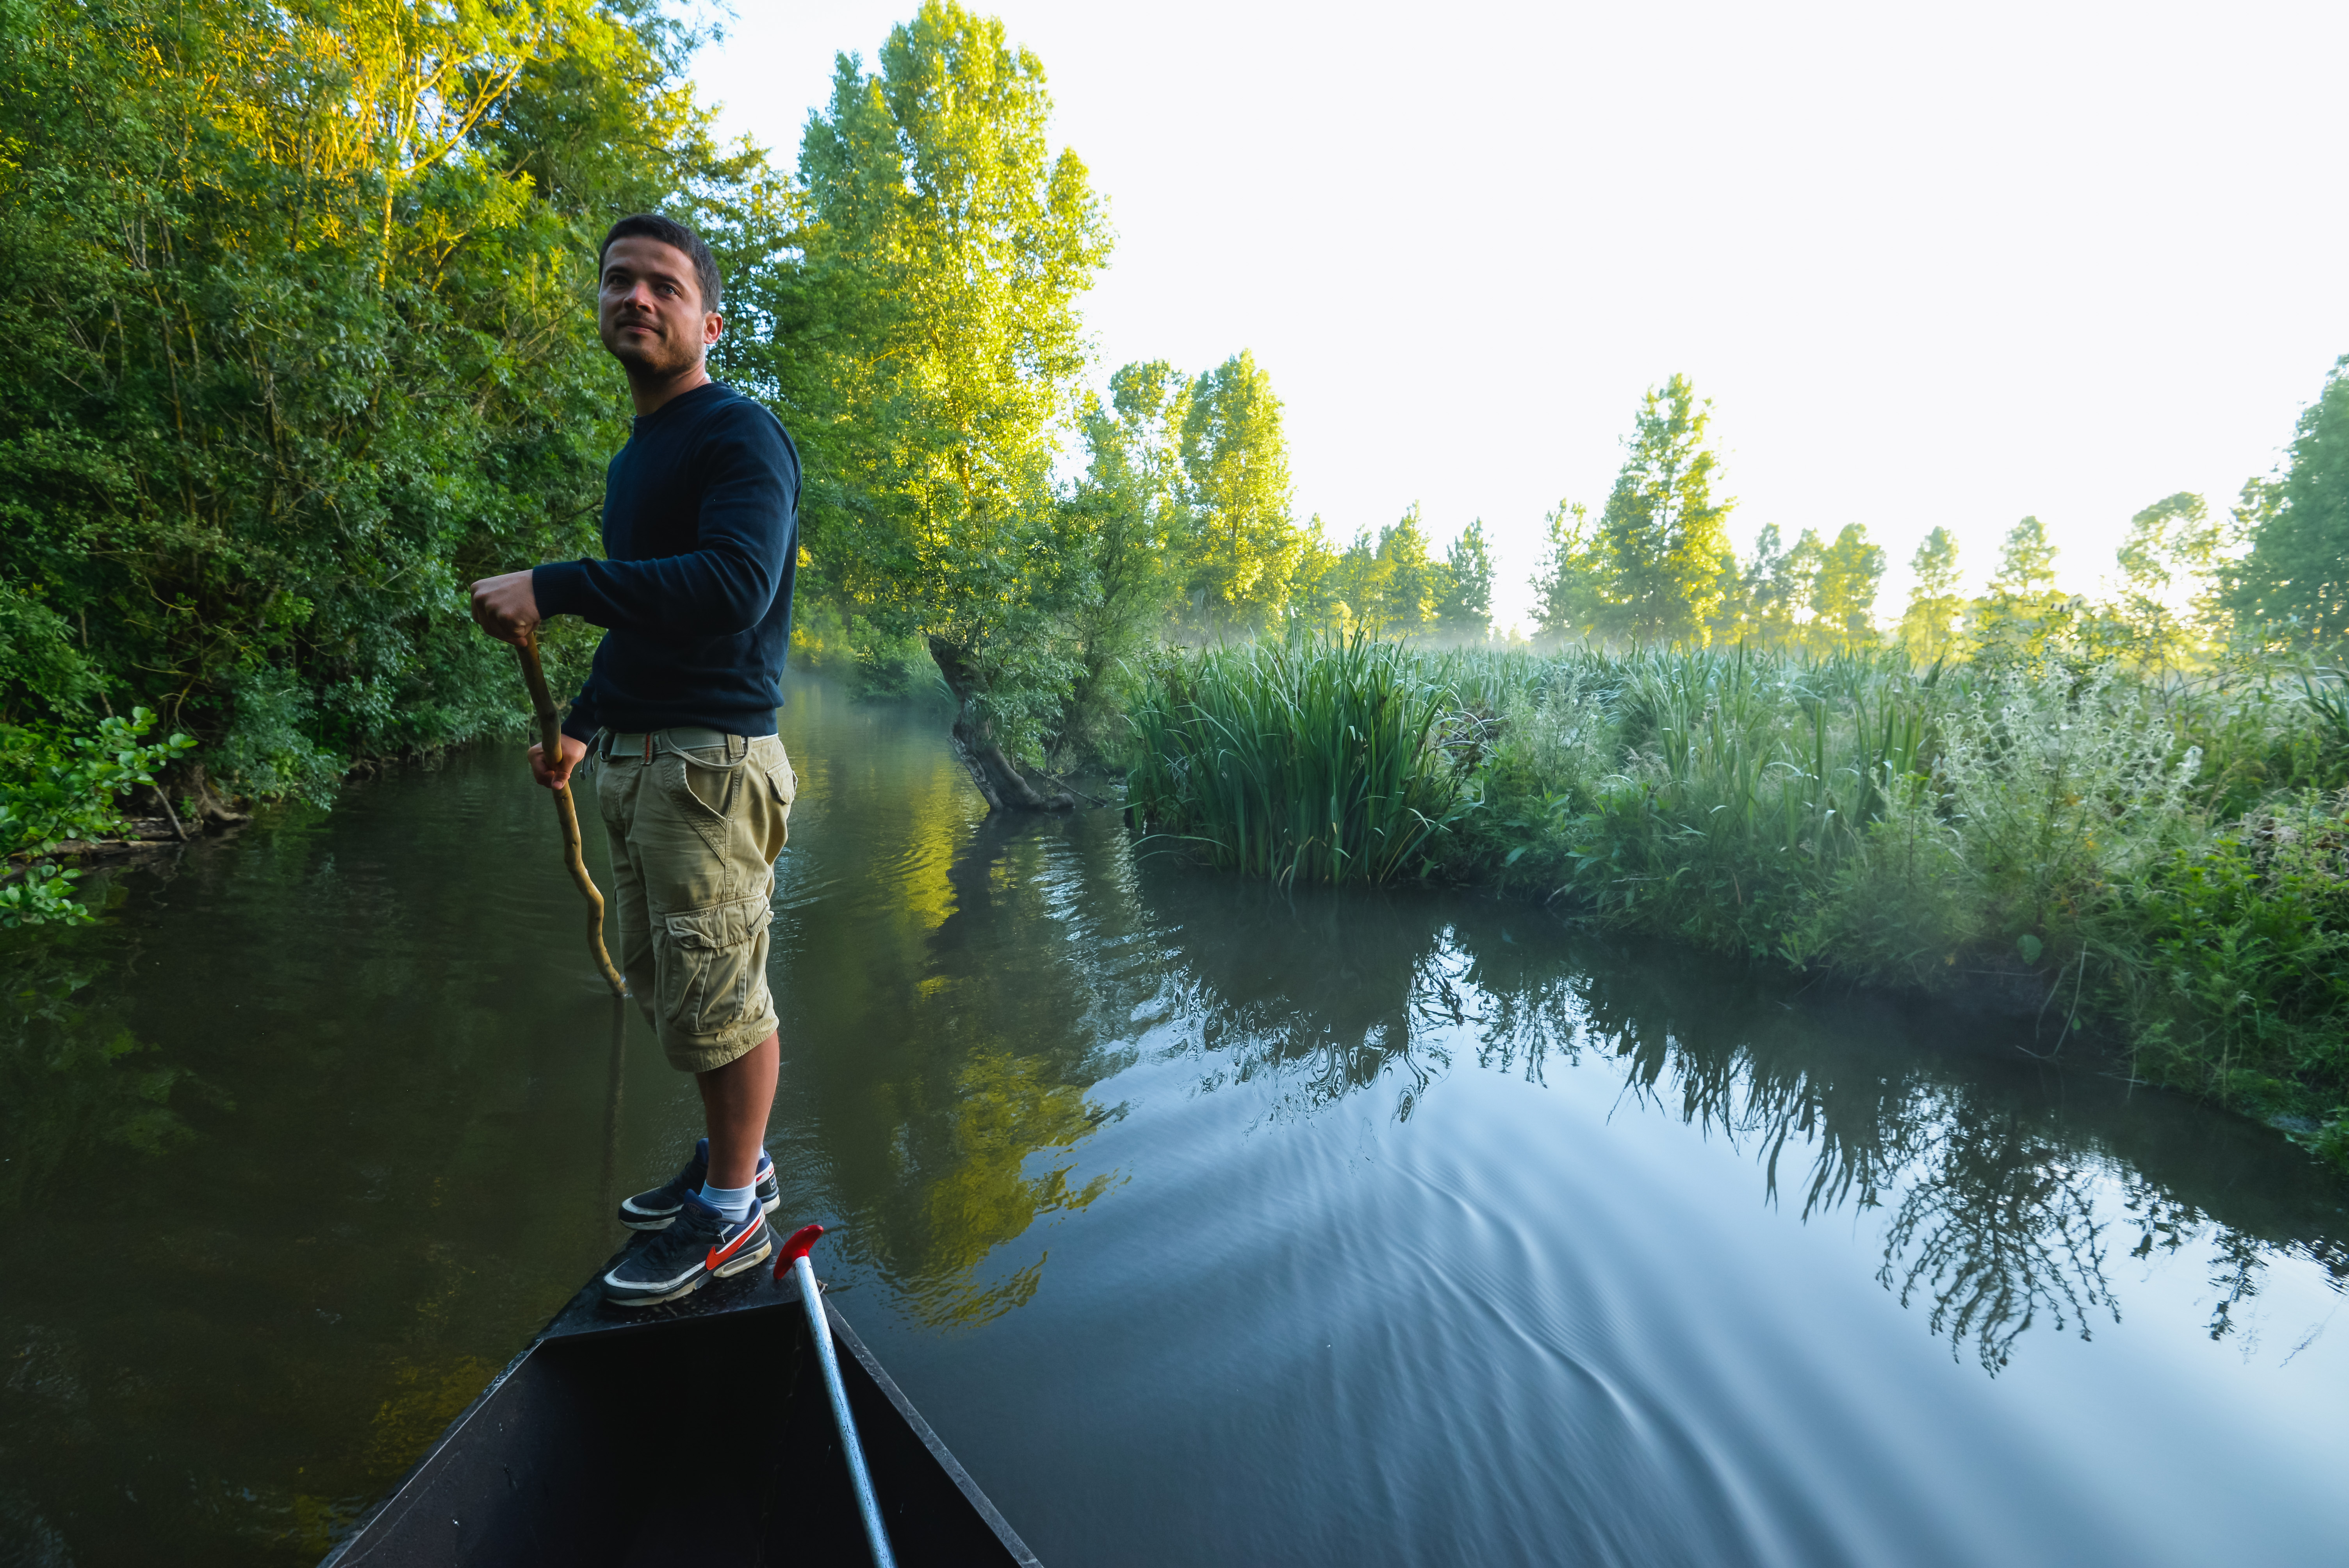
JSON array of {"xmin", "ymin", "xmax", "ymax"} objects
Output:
[
  {"xmin": 1, "ymin": 928, "xmax": 218, "ymax": 1210},
  {"xmin": 776, "ymin": 731, "xmax": 1133, "ymax": 1329},
  {"xmin": 1098, "ymin": 878, "xmax": 2347, "ymax": 1374},
  {"xmin": 5, "ymin": 678, "xmax": 2345, "ymax": 1566}
]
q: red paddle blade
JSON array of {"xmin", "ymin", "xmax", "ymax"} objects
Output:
[{"xmin": 774, "ymin": 1222, "xmax": 826, "ymax": 1280}]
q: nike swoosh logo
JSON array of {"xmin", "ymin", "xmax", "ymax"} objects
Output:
[{"xmin": 706, "ymin": 1221, "xmax": 762, "ymax": 1270}]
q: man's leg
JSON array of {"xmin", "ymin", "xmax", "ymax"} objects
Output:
[{"xmin": 699, "ymin": 1030, "xmax": 779, "ymax": 1190}]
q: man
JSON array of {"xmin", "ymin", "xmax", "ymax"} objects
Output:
[{"xmin": 470, "ymin": 213, "xmax": 801, "ymax": 1307}]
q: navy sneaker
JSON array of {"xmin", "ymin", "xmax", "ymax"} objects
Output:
[
  {"xmin": 601, "ymin": 1192, "xmax": 776, "ymax": 1307},
  {"xmin": 617, "ymin": 1139, "xmax": 779, "ymax": 1231}
]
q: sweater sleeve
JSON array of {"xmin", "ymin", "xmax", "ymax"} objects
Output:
[
  {"xmin": 559, "ymin": 677, "xmax": 602, "ymax": 745},
  {"xmin": 532, "ymin": 406, "xmax": 797, "ymax": 636}
]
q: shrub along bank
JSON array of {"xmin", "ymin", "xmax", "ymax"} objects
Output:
[{"xmin": 1126, "ymin": 637, "xmax": 2349, "ymax": 1167}]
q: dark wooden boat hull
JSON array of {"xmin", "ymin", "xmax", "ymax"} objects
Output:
[{"xmin": 323, "ymin": 1247, "xmax": 1038, "ymax": 1566}]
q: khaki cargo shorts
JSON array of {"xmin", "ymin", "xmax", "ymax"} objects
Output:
[{"xmin": 594, "ymin": 730, "xmax": 795, "ymax": 1073}]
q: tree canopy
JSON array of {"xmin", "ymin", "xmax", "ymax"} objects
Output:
[{"xmin": 2227, "ymin": 357, "xmax": 2349, "ymax": 646}]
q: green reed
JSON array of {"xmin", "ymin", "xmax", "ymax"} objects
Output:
[{"xmin": 1124, "ymin": 634, "xmax": 1476, "ymax": 885}]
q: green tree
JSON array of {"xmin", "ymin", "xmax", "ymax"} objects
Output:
[
  {"xmin": 2226, "ymin": 356, "xmax": 2349, "ymax": 647},
  {"xmin": 1990, "ymin": 515, "xmax": 2060, "ymax": 598},
  {"xmin": 2114, "ymin": 492, "xmax": 2225, "ymax": 666},
  {"xmin": 788, "ymin": 2, "xmax": 1112, "ymax": 807},
  {"xmin": 1531, "ymin": 500, "xmax": 1605, "ymax": 644},
  {"xmin": 1049, "ymin": 361, "xmax": 1192, "ymax": 762},
  {"xmin": 1180, "ymin": 350, "xmax": 1301, "ymax": 637},
  {"xmin": 1811, "ymin": 524, "xmax": 1886, "ymax": 648},
  {"xmin": 1321, "ymin": 529, "xmax": 1390, "ymax": 638},
  {"xmin": 1972, "ymin": 515, "xmax": 2076, "ymax": 663},
  {"xmin": 1592, "ymin": 375, "xmax": 1735, "ymax": 643},
  {"xmin": 1898, "ymin": 527, "xmax": 1966, "ymax": 664},
  {"xmin": 1764, "ymin": 528, "xmax": 1827, "ymax": 646},
  {"xmin": 1723, "ymin": 525, "xmax": 1800, "ymax": 645},
  {"xmin": 1435, "ymin": 520, "xmax": 1495, "ymax": 642},
  {"xmin": 1375, "ymin": 506, "xmax": 1438, "ymax": 636}
]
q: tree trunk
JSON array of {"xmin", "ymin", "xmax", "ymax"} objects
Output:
[{"xmin": 926, "ymin": 635, "xmax": 1073, "ymax": 813}]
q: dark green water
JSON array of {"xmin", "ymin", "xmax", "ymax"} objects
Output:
[{"xmin": 5, "ymin": 675, "xmax": 2347, "ymax": 1566}]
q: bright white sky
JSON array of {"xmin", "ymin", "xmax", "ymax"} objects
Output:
[{"xmin": 691, "ymin": 1, "xmax": 2349, "ymax": 635}]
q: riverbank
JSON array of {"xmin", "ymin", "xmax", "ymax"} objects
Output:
[{"xmin": 1125, "ymin": 637, "xmax": 2349, "ymax": 1169}]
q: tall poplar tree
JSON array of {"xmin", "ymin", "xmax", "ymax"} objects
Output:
[
  {"xmin": 1180, "ymin": 350, "xmax": 1300, "ymax": 637},
  {"xmin": 1971, "ymin": 515, "xmax": 2071, "ymax": 661},
  {"xmin": 1531, "ymin": 500, "xmax": 1605, "ymax": 644},
  {"xmin": 1436, "ymin": 520, "xmax": 1495, "ymax": 641},
  {"xmin": 1810, "ymin": 524, "xmax": 1886, "ymax": 648},
  {"xmin": 790, "ymin": 2, "xmax": 1111, "ymax": 807},
  {"xmin": 1898, "ymin": 527, "xmax": 1965, "ymax": 663},
  {"xmin": 1592, "ymin": 375, "xmax": 1733, "ymax": 643}
]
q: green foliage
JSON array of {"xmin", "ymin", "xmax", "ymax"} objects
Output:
[
  {"xmin": 0, "ymin": 708, "xmax": 193, "ymax": 927},
  {"xmin": 2114, "ymin": 492, "xmax": 2225, "ymax": 668},
  {"xmin": 1124, "ymin": 635, "xmax": 1478, "ymax": 885},
  {"xmin": 781, "ymin": 1, "xmax": 1110, "ymax": 768},
  {"xmin": 1049, "ymin": 365, "xmax": 1197, "ymax": 764},
  {"xmin": 2115, "ymin": 793, "xmax": 2349, "ymax": 1140},
  {"xmin": 1436, "ymin": 520, "xmax": 1497, "ymax": 641},
  {"xmin": 0, "ymin": 0, "xmax": 731, "ymax": 796},
  {"xmin": 1810, "ymin": 525, "xmax": 1887, "ymax": 648},
  {"xmin": 1898, "ymin": 527, "xmax": 1966, "ymax": 664},
  {"xmin": 2227, "ymin": 356, "xmax": 2349, "ymax": 645},
  {"xmin": 1178, "ymin": 350, "xmax": 1302, "ymax": 637},
  {"xmin": 1531, "ymin": 377, "xmax": 1735, "ymax": 646}
]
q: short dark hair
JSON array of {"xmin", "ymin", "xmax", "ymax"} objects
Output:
[{"xmin": 598, "ymin": 214, "xmax": 722, "ymax": 312}]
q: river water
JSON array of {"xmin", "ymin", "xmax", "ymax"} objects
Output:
[{"xmin": 4, "ymin": 674, "xmax": 2346, "ymax": 1566}]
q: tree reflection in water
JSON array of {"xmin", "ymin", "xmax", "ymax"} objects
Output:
[
  {"xmin": 790, "ymin": 807, "xmax": 1137, "ymax": 1329},
  {"xmin": 1, "ymin": 931, "xmax": 216, "ymax": 1211},
  {"xmin": 1116, "ymin": 878, "xmax": 2347, "ymax": 1373},
  {"xmin": 788, "ymin": 777, "xmax": 2344, "ymax": 1366}
]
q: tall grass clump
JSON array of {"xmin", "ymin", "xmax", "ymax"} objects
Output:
[
  {"xmin": 1125, "ymin": 634, "xmax": 1478, "ymax": 884},
  {"xmin": 1539, "ymin": 647, "xmax": 1954, "ymax": 976}
]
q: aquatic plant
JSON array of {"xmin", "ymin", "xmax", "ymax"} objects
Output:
[{"xmin": 1125, "ymin": 633, "xmax": 1479, "ymax": 885}]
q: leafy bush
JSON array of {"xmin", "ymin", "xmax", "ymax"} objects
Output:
[
  {"xmin": 2115, "ymin": 792, "xmax": 2349, "ymax": 1117},
  {"xmin": 0, "ymin": 709, "xmax": 193, "ymax": 927}
]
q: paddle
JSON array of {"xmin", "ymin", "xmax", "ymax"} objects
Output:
[
  {"xmin": 777, "ymin": 1224, "xmax": 897, "ymax": 1568},
  {"xmin": 511, "ymin": 628, "xmax": 627, "ymax": 997}
]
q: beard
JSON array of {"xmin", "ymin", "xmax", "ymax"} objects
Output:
[{"xmin": 601, "ymin": 315, "xmax": 702, "ymax": 380}]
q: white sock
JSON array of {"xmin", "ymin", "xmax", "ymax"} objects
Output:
[{"xmin": 698, "ymin": 1180, "xmax": 757, "ymax": 1222}]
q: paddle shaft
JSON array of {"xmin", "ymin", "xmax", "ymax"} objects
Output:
[
  {"xmin": 792, "ymin": 1253, "xmax": 897, "ymax": 1568},
  {"xmin": 513, "ymin": 629, "xmax": 627, "ymax": 998}
]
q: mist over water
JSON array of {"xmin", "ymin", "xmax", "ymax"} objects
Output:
[{"xmin": 3, "ymin": 674, "xmax": 2345, "ymax": 1565}]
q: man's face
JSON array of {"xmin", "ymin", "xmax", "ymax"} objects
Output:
[{"xmin": 597, "ymin": 236, "xmax": 722, "ymax": 378}]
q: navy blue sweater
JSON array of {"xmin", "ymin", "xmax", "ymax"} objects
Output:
[{"xmin": 533, "ymin": 382, "xmax": 800, "ymax": 742}]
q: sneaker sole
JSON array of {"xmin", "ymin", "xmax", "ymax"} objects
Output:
[
  {"xmin": 618, "ymin": 1188, "xmax": 780, "ymax": 1233},
  {"xmin": 602, "ymin": 1237, "xmax": 776, "ymax": 1308}
]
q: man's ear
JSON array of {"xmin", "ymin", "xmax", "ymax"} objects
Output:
[{"xmin": 704, "ymin": 311, "xmax": 725, "ymax": 347}]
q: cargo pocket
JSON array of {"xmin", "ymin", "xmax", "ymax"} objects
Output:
[
  {"xmin": 757, "ymin": 754, "xmax": 795, "ymax": 862},
  {"xmin": 658, "ymin": 894, "xmax": 770, "ymax": 1037}
]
